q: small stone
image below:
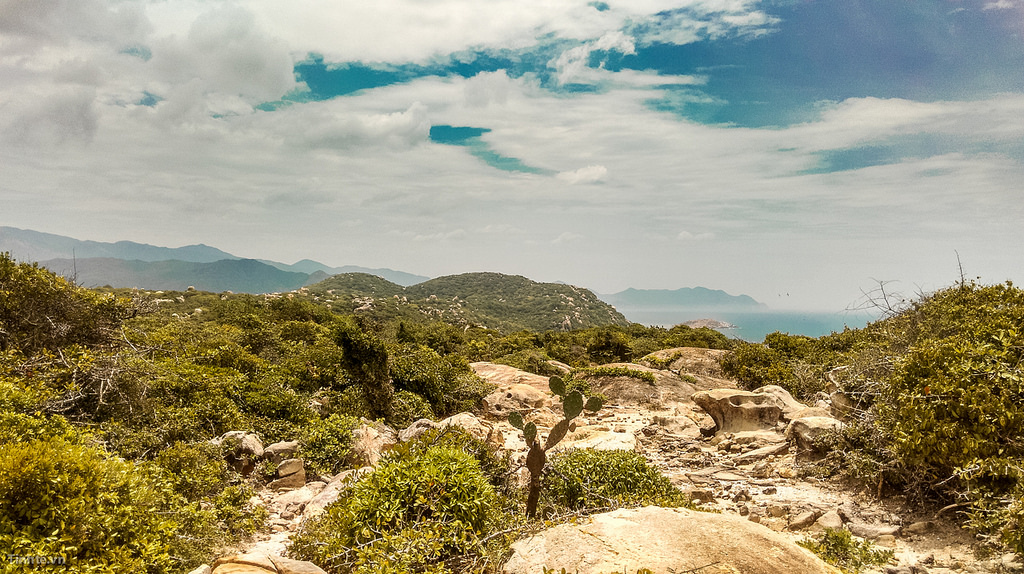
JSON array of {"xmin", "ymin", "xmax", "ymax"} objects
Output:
[
  {"xmin": 904, "ymin": 521, "xmax": 936, "ymax": 535},
  {"xmin": 777, "ymin": 466, "xmax": 797, "ymax": 479},
  {"xmin": 276, "ymin": 458, "xmax": 304, "ymax": 477},
  {"xmin": 813, "ymin": 510, "xmax": 844, "ymax": 531},
  {"xmin": 788, "ymin": 510, "xmax": 820, "ymax": 531},
  {"xmin": 875, "ymin": 534, "xmax": 897, "ymax": 547},
  {"xmin": 748, "ymin": 513, "xmax": 761, "ymax": 523},
  {"xmin": 768, "ymin": 504, "xmax": 788, "ymax": 518},
  {"xmin": 762, "ymin": 486, "xmax": 777, "ymax": 495},
  {"xmin": 738, "ymin": 504, "xmax": 750, "ymax": 516}
]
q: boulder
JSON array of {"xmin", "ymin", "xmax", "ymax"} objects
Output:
[
  {"xmin": 439, "ymin": 412, "xmax": 492, "ymax": 443},
  {"xmin": 346, "ymin": 420, "xmax": 398, "ymax": 467},
  {"xmin": 213, "ymin": 431, "xmax": 264, "ymax": 476},
  {"xmin": 399, "ymin": 418, "xmax": 438, "ymax": 442},
  {"xmin": 481, "ymin": 384, "xmax": 551, "ymax": 418},
  {"xmin": 211, "ymin": 553, "xmax": 327, "ymax": 574},
  {"xmin": 811, "ymin": 510, "xmax": 845, "ymax": 532},
  {"xmin": 264, "ymin": 441, "xmax": 300, "ymax": 465},
  {"xmin": 470, "ymin": 362, "xmax": 550, "ymax": 391},
  {"xmin": 304, "ymin": 468, "xmax": 372, "ymax": 519},
  {"xmin": 848, "ymin": 522, "xmax": 900, "ymax": 540},
  {"xmin": 268, "ymin": 458, "xmax": 305, "ymax": 491},
  {"xmin": 692, "ymin": 389, "xmax": 783, "ymax": 434},
  {"xmin": 553, "ymin": 428, "xmax": 637, "ymax": 452},
  {"xmin": 785, "ymin": 416, "xmax": 844, "ymax": 453},
  {"xmin": 750, "ymin": 385, "xmax": 830, "ymax": 421},
  {"xmin": 502, "ymin": 506, "xmax": 840, "ymax": 574}
]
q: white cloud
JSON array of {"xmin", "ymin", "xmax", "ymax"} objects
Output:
[
  {"xmin": 557, "ymin": 165, "xmax": 609, "ymax": 184},
  {"xmin": 984, "ymin": 0, "xmax": 1014, "ymax": 9},
  {"xmin": 677, "ymin": 230, "xmax": 714, "ymax": 240}
]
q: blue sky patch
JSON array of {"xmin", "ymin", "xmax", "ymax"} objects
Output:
[
  {"xmin": 430, "ymin": 125, "xmax": 549, "ymax": 174},
  {"xmin": 429, "ymin": 125, "xmax": 491, "ymax": 144}
]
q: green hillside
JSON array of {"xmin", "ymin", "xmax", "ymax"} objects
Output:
[{"xmin": 308, "ymin": 272, "xmax": 628, "ymax": 332}]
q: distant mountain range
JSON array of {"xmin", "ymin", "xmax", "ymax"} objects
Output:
[
  {"xmin": 599, "ymin": 287, "xmax": 767, "ymax": 312},
  {"xmin": 0, "ymin": 226, "xmax": 429, "ymax": 291},
  {"xmin": 1, "ymin": 226, "xmax": 767, "ymax": 324}
]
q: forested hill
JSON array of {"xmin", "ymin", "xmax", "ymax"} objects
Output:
[{"xmin": 309, "ymin": 272, "xmax": 629, "ymax": 332}]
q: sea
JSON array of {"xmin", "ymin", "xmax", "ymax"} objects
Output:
[{"xmin": 620, "ymin": 309, "xmax": 878, "ymax": 343}]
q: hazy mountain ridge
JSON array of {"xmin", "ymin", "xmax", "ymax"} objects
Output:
[
  {"xmin": 0, "ymin": 226, "xmax": 236, "ymax": 263},
  {"xmin": 39, "ymin": 258, "xmax": 312, "ymax": 294},
  {"xmin": 599, "ymin": 287, "xmax": 767, "ymax": 311},
  {"xmin": 1, "ymin": 226, "xmax": 429, "ymax": 290}
]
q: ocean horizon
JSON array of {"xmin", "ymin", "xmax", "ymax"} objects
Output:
[{"xmin": 620, "ymin": 308, "xmax": 878, "ymax": 343}]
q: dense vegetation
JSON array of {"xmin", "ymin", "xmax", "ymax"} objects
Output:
[
  {"xmin": 7, "ymin": 249, "xmax": 1021, "ymax": 569},
  {"xmin": 308, "ymin": 271, "xmax": 631, "ymax": 332},
  {"xmin": 723, "ymin": 281, "xmax": 1024, "ymax": 553},
  {"xmin": 0, "ymin": 254, "xmax": 715, "ymax": 571}
]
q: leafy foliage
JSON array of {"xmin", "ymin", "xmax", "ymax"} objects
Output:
[
  {"xmin": 289, "ymin": 434, "xmax": 506, "ymax": 573},
  {"xmin": 543, "ymin": 449, "xmax": 692, "ymax": 513},
  {"xmin": 301, "ymin": 414, "xmax": 361, "ymax": 476},
  {"xmin": 0, "ymin": 438, "xmax": 177, "ymax": 573},
  {"xmin": 798, "ymin": 528, "xmax": 894, "ymax": 574},
  {"xmin": 724, "ymin": 280, "xmax": 1024, "ymax": 555}
]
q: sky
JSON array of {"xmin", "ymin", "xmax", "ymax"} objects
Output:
[{"xmin": 2, "ymin": 0, "xmax": 1024, "ymax": 311}]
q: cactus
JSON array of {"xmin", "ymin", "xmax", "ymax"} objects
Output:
[{"xmin": 510, "ymin": 374, "xmax": 604, "ymax": 517}]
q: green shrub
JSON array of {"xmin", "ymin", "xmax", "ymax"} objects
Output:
[
  {"xmin": 572, "ymin": 366, "xmax": 656, "ymax": 384},
  {"xmin": 389, "ymin": 343, "xmax": 493, "ymax": 418},
  {"xmin": 0, "ymin": 254, "xmax": 133, "ymax": 354},
  {"xmin": 154, "ymin": 441, "xmax": 233, "ymax": 500},
  {"xmin": 543, "ymin": 449, "xmax": 691, "ymax": 513},
  {"xmin": 289, "ymin": 440, "xmax": 500, "ymax": 573},
  {"xmin": 494, "ymin": 349, "xmax": 563, "ymax": 376},
  {"xmin": 798, "ymin": 528, "xmax": 893, "ymax": 573},
  {"xmin": 301, "ymin": 413, "xmax": 360, "ymax": 476},
  {"xmin": 0, "ymin": 438, "xmax": 178, "ymax": 573},
  {"xmin": 720, "ymin": 341, "xmax": 794, "ymax": 389},
  {"xmin": 390, "ymin": 390, "xmax": 436, "ymax": 429}
]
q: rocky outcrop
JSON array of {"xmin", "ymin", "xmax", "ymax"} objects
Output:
[
  {"xmin": 346, "ymin": 420, "xmax": 397, "ymax": 467},
  {"xmin": 785, "ymin": 416, "xmax": 844, "ymax": 453},
  {"xmin": 751, "ymin": 385, "xmax": 830, "ymax": 421},
  {"xmin": 692, "ymin": 389, "xmax": 783, "ymax": 434},
  {"xmin": 264, "ymin": 441, "xmax": 300, "ymax": 465},
  {"xmin": 213, "ymin": 431, "xmax": 265, "ymax": 476},
  {"xmin": 481, "ymin": 384, "xmax": 551, "ymax": 418},
  {"xmin": 470, "ymin": 362, "xmax": 550, "ymax": 391},
  {"xmin": 502, "ymin": 506, "xmax": 841, "ymax": 574},
  {"xmin": 268, "ymin": 458, "xmax": 306, "ymax": 491}
]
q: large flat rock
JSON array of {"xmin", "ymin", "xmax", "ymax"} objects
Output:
[{"xmin": 502, "ymin": 506, "xmax": 840, "ymax": 574}]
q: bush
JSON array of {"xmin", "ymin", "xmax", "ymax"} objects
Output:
[
  {"xmin": 289, "ymin": 439, "xmax": 501, "ymax": 573},
  {"xmin": 390, "ymin": 390, "xmax": 436, "ymax": 429},
  {"xmin": 543, "ymin": 449, "xmax": 691, "ymax": 513},
  {"xmin": 389, "ymin": 343, "xmax": 493, "ymax": 419},
  {"xmin": 301, "ymin": 413, "xmax": 360, "ymax": 476},
  {"xmin": 0, "ymin": 438, "xmax": 178, "ymax": 573},
  {"xmin": 798, "ymin": 528, "xmax": 893, "ymax": 573},
  {"xmin": 0, "ymin": 254, "xmax": 134, "ymax": 354},
  {"xmin": 493, "ymin": 349, "xmax": 562, "ymax": 377}
]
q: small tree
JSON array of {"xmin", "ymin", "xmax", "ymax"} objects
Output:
[{"xmin": 508, "ymin": 375, "xmax": 603, "ymax": 517}]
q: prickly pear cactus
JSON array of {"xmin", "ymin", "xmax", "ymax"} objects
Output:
[{"xmin": 508, "ymin": 373, "xmax": 606, "ymax": 517}]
